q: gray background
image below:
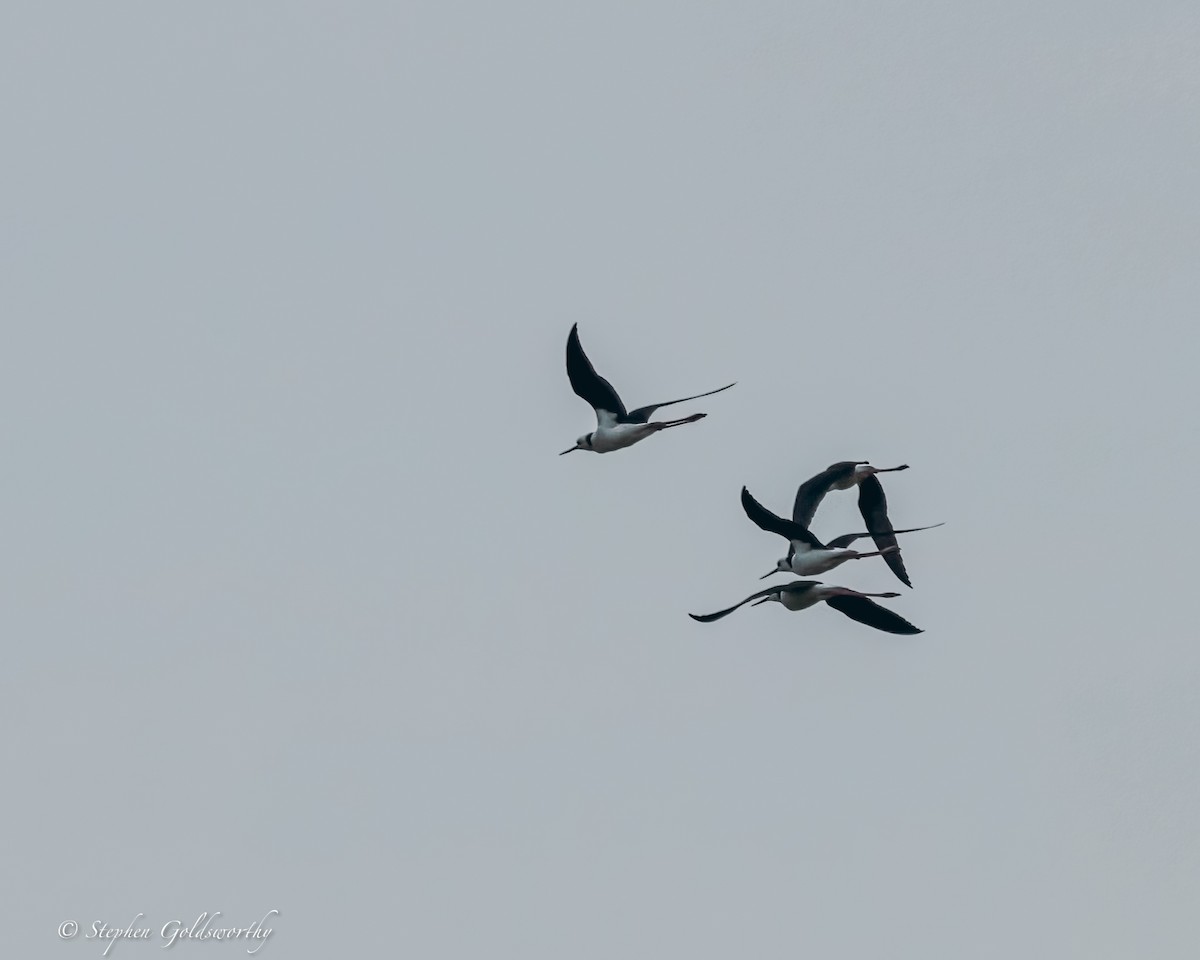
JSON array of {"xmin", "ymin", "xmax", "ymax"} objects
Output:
[{"xmin": 3, "ymin": 1, "xmax": 1198, "ymax": 957}]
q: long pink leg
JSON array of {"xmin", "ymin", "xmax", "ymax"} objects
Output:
[
  {"xmin": 652, "ymin": 413, "xmax": 706, "ymax": 430},
  {"xmin": 829, "ymin": 586, "xmax": 902, "ymax": 599},
  {"xmin": 854, "ymin": 546, "xmax": 899, "ymax": 559}
]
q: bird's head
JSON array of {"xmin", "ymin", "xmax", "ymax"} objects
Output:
[
  {"xmin": 559, "ymin": 432, "xmax": 593, "ymax": 455},
  {"xmin": 759, "ymin": 559, "xmax": 790, "ymax": 579}
]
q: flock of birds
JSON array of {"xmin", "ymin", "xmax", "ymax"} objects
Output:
[{"xmin": 561, "ymin": 324, "xmax": 942, "ymax": 635}]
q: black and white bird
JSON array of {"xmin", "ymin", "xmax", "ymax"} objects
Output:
[
  {"xmin": 560, "ymin": 324, "xmax": 735, "ymax": 455},
  {"xmin": 789, "ymin": 461, "xmax": 925, "ymax": 587},
  {"xmin": 689, "ymin": 580, "xmax": 922, "ymax": 634},
  {"xmin": 741, "ymin": 486, "xmax": 943, "ymax": 579}
]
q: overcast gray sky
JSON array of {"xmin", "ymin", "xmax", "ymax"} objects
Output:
[{"xmin": 3, "ymin": 1, "xmax": 1198, "ymax": 957}]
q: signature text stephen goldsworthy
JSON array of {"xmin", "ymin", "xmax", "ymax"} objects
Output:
[{"xmin": 57, "ymin": 911, "xmax": 277, "ymax": 956}]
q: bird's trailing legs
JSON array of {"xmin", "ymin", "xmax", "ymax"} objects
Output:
[
  {"xmin": 651, "ymin": 413, "xmax": 706, "ymax": 431},
  {"xmin": 852, "ymin": 545, "xmax": 900, "ymax": 560},
  {"xmin": 751, "ymin": 586, "xmax": 900, "ymax": 606},
  {"xmin": 757, "ymin": 544, "xmax": 899, "ymax": 580},
  {"xmin": 833, "ymin": 586, "xmax": 901, "ymax": 600}
]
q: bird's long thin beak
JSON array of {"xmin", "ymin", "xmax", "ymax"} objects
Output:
[
  {"xmin": 759, "ymin": 570, "xmax": 779, "ymax": 580},
  {"xmin": 559, "ymin": 447, "xmax": 577, "ymax": 455},
  {"xmin": 751, "ymin": 597, "xmax": 773, "ymax": 605}
]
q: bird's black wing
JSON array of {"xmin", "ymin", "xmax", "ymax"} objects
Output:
[
  {"xmin": 566, "ymin": 324, "xmax": 626, "ymax": 421},
  {"xmin": 623, "ymin": 382, "xmax": 736, "ymax": 424},
  {"xmin": 823, "ymin": 522, "xmax": 945, "ymax": 550},
  {"xmin": 792, "ymin": 462, "xmax": 863, "ymax": 526},
  {"xmin": 856, "ymin": 474, "xmax": 911, "ymax": 587},
  {"xmin": 824, "ymin": 595, "xmax": 923, "ymax": 635},
  {"xmin": 741, "ymin": 487, "xmax": 825, "ymax": 549},
  {"xmin": 688, "ymin": 585, "xmax": 779, "ymax": 623}
]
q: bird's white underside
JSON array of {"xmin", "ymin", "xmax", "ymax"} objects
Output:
[
  {"xmin": 778, "ymin": 588, "xmax": 825, "ymax": 611},
  {"xmin": 785, "ymin": 545, "xmax": 859, "ymax": 576},
  {"xmin": 589, "ymin": 420, "xmax": 656, "ymax": 453}
]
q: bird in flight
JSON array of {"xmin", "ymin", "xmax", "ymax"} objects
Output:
[
  {"xmin": 789, "ymin": 461, "xmax": 926, "ymax": 587},
  {"xmin": 688, "ymin": 580, "xmax": 923, "ymax": 634},
  {"xmin": 740, "ymin": 486, "xmax": 943, "ymax": 579},
  {"xmin": 560, "ymin": 323, "xmax": 735, "ymax": 455}
]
